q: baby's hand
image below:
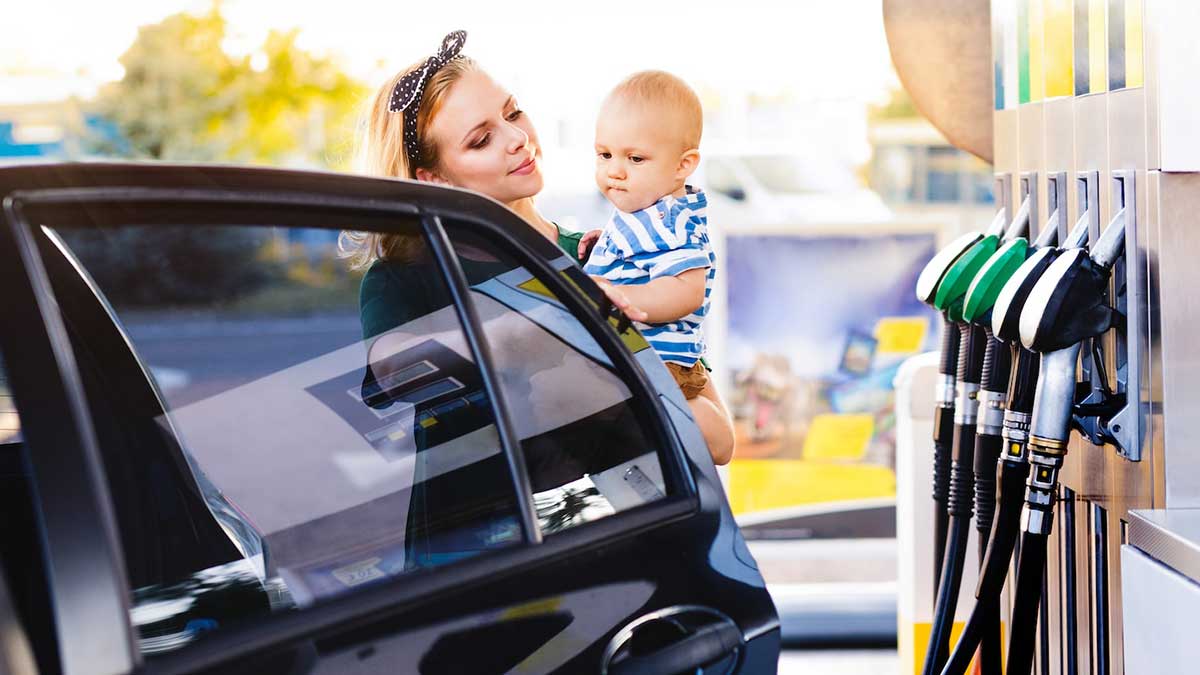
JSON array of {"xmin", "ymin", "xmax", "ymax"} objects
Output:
[
  {"xmin": 579, "ymin": 229, "xmax": 602, "ymax": 260},
  {"xmin": 590, "ymin": 275, "xmax": 649, "ymax": 322}
]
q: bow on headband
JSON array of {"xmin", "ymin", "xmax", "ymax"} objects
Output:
[{"xmin": 389, "ymin": 30, "xmax": 468, "ymax": 166}]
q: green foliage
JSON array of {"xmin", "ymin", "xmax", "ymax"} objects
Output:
[
  {"xmin": 90, "ymin": 6, "xmax": 367, "ymax": 169},
  {"xmin": 59, "ymin": 226, "xmax": 282, "ymax": 307}
]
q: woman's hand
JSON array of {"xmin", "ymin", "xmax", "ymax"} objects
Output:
[
  {"xmin": 578, "ymin": 229, "xmax": 602, "ymax": 260},
  {"xmin": 590, "ymin": 275, "xmax": 649, "ymax": 322}
]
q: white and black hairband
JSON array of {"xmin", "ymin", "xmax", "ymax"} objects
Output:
[{"xmin": 388, "ymin": 30, "xmax": 468, "ymax": 167}]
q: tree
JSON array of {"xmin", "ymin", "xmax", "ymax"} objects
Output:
[{"xmin": 90, "ymin": 5, "xmax": 366, "ymax": 169}]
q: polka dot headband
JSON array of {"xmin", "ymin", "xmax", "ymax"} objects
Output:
[{"xmin": 388, "ymin": 30, "xmax": 468, "ymax": 167}]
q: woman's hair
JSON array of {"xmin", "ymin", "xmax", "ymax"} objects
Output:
[{"xmin": 340, "ymin": 56, "xmax": 480, "ymax": 268}]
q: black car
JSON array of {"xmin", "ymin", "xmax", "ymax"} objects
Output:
[{"xmin": 0, "ymin": 163, "xmax": 779, "ymax": 675}]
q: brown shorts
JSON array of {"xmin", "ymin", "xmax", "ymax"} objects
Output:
[{"xmin": 666, "ymin": 361, "xmax": 709, "ymax": 400}]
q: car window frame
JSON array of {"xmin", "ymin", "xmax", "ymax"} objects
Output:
[
  {"xmin": 1, "ymin": 172, "xmax": 700, "ymax": 675},
  {"xmin": 0, "ymin": 190, "xmax": 139, "ymax": 675}
]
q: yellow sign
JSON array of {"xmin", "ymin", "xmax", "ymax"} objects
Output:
[
  {"xmin": 726, "ymin": 460, "xmax": 895, "ymax": 515},
  {"xmin": 1044, "ymin": 0, "xmax": 1074, "ymax": 97},
  {"xmin": 874, "ymin": 317, "xmax": 928, "ymax": 354},
  {"xmin": 803, "ymin": 414, "xmax": 875, "ymax": 461}
]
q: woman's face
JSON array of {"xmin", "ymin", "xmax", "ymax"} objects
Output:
[{"xmin": 419, "ymin": 69, "xmax": 544, "ymax": 204}]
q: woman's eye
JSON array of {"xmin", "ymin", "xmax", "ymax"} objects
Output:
[
  {"xmin": 506, "ymin": 109, "xmax": 524, "ymax": 122},
  {"xmin": 471, "ymin": 133, "xmax": 491, "ymax": 149}
]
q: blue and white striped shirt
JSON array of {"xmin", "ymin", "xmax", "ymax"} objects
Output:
[{"xmin": 583, "ymin": 186, "xmax": 715, "ymax": 367}]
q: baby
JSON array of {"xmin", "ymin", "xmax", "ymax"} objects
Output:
[{"xmin": 581, "ymin": 70, "xmax": 732, "ymax": 464}]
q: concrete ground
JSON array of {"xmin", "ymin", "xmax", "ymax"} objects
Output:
[{"xmin": 779, "ymin": 648, "xmax": 898, "ymax": 674}]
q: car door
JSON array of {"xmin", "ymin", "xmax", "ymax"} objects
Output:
[{"xmin": 0, "ymin": 163, "xmax": 779, "ymax": 675}]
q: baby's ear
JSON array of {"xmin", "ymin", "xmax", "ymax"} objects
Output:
[{"xmin": 676, "ymin": 149, "xmax": 700, "ymax": 180}]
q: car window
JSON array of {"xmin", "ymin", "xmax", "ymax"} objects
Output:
[
  {"xmin": 40, "ymin": 214, "xmax": 668, "ymax": 658},
  {"xmin": 444, "ymin": 224, "xmax": 668, "ymax": 533},
  {"xmin": 0, "ymin": 358, "xmax": 18, "ymax": 445},
  {"xmin": 43, "ymin": 220, "xmax": 527, "ymax": 651}
]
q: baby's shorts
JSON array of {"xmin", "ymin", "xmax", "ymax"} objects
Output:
[{"xmin": 666, "ymin": 361, "xmax": 709, "ymax": 400}]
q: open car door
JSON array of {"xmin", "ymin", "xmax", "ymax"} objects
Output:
[{"xmin": 0, "ymin": 163, "xmax": 779, "ymax": 675}]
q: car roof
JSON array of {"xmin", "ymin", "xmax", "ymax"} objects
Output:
[{"xmin": 0, "ymin": 160, "xmax": 569, "ymax": 263}]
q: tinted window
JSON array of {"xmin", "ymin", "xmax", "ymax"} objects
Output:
[
  {"xmin": 47, "ymin": 220, "xmax": 527, "ymax": 655},
  {"xmin": 43, "ymin": 213, "xmax": 670, "ymax": 658},
  {"xmin": 0, "ymin": 358, "xmax": 17, "ymax": 445},
  {"xmin": 445, "ymin": 225, "xmax": 668, "ymax": 534}
]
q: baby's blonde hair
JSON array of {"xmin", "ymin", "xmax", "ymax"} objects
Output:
[
  {"xmin": 341, "ymin": 56, "xmax": 480, "ymax": 268},
  {"xmin": 606, "ymin": 70, "xmax": 703, "ymax": 150}
]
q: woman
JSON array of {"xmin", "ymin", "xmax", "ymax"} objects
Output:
[{"xmin": 345, "ymin": 31, "xmax": 735, "ymax": 464}]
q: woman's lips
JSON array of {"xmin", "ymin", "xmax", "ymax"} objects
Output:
[{"xmin": 509, "ymin": 156, "xmax": 536, "ymax": 175}]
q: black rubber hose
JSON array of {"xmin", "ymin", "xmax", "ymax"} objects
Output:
[
  {"xmin": 977, "ymin": 459, "xmax": 1030, "ymax": 595},
  {"xmin": 922, "ymin": 519, "xmax": 971, "ymax": 675},
  {"xmin": 939, "ymin": 318, "xmax": 962, "ymax": 375},
  {"xmin": 980, "ymin": 332, "xmax": 1012, "ymax": 393},
  {"xmin": 1007, "ymin": 346, "xmax": 1040, "ymax": 414},
  {"xmin": 973, "ymin": 435, "xmax": 1004, "ymax": 675},
  {"xmin": 1006, "ymin": 533, "xmax": 1049, "ymax": 675},
  {"xmin": 932, "ymin": 320, "xmax": 960, "ymax": 595},
  {"xmin": 972, "ymin": 332, "xmax": 1008, "ymax": 675},
  {"xmin": 923, "ymin": 324, "xmax": 986, "ymax": 675},
  {"xmin": 938, "ymin": 447, "xmax": 1031, "ymax": 675},
  {"xmin": 957, "ymin": 323, "xmax": 987, "ymax": 386},
  {"xmin": 974, "ymin": 334, "xmax": 1009, "ymax": 541},
  {"xmin": 973, "ymin": 435, "xmax": 1002, "ymax": 544}
]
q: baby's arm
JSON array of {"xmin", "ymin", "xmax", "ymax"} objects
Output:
[{"xmin": 590, "ymin": 267, "xmax": 706, "ymax": 324}]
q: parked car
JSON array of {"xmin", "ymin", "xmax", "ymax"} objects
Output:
[
  {"xmin": 697, "ymin": 150, "xmax": 892, "ymax": 227},
  {"xmin": 0, "ymin": 163, "xmax": 779, "ymax": 675}
]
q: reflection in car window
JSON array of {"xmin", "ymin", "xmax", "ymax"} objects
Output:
[
  {"xmin": 49, "ymin": 222, "xmax": 526, "ymax": 656},
  {"xmin": 445, "ymin": 226, "xmax": 668, "ymax": 534},
  {"xmin": 45, "ymin": 216, "xmax": 671, "ymax": 659},
  {"xmin": 0, "ymin": 358, "xmax": 19, "ymax": 444}
]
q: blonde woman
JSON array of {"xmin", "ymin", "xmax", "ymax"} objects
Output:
[{"xmin": 346, "ymin": 31, "xmax": 735, "ymax": 464}]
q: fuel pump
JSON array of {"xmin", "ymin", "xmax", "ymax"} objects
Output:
[
  {"xmin": 1001, "ymin": 212, "xmax": 1127, "ymax": 675},
  {"xmin": 915, "ymin": 224, "xmax": 996, "ymax": 597},
  {"xmin": 918, "ymin": 205, "xmax": 1031, "ymax": 675},
  {"xmin": 937, "ymin": 216, "xmax": 1091, "ymax": 675}
]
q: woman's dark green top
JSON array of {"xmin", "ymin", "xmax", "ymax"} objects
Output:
[{"xmin": 360, "ymin": 225, "xmax": 582, "ymax": 340}]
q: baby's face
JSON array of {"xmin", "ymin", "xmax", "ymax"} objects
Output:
[{"xmin": 594, "ymin": 99, "xmax": 688, "ymax": 213}]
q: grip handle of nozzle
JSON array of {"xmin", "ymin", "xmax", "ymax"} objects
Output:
[
  {"xmin": 1001, "ymin": 194, "xmax": 1031, "ymax": 242},
  {"xmin": 1029, "ymin": 344, "xmax": 1083, "ymax": 446},
  {"xmin": 1091, "ymin": 205, "xmax": 1127, "ymax": 269}
]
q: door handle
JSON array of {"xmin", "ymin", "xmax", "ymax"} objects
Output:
[
  {"xmin": 608, "ymin": 622, "xmax": 741, "ymax": 675},
  {"xmin": 603, "ymin": 606, "xmax": 744, "ymax": 675}
]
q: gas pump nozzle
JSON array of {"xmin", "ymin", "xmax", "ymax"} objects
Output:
[{"xmin": 1000, "ymin": 213, "xmax": 1127, "ymax": 675}]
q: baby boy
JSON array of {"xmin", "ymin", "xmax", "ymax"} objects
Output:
[{"xmin": 582, "ymin": 70, "xmax": 732, "ymax": 464}]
